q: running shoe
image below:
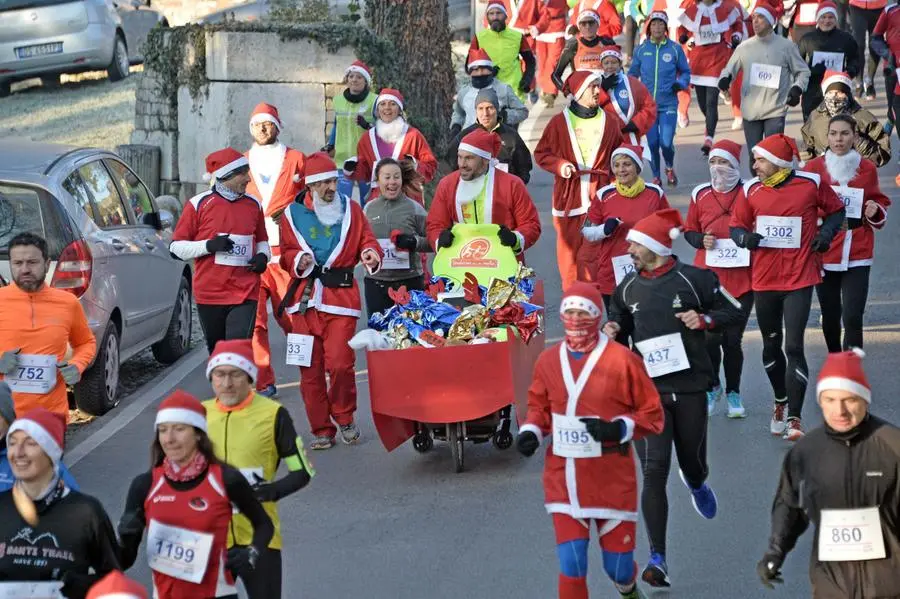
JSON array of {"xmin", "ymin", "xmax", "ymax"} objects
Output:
[
  {"xmin": 706, "ymin": 385, "xmax": 721, "ymax": 417},
  {"xmin": 665, "ymin": 168, "xmax": 678, "ymax": 187},
  {"xmin": 310, "ymin": 436, "xmax": 335, "ymax": 450},
  {"xmin": 701, "ymin": 137, "xmax": 713, "ymax": 156},
  {"xmin": 641, "ymin": 553, "xmax": 671, "ymax": 587},
  {"xmin": 619, "ymin": 585, "xmax": 647, "ymax": 599},
  {"xmin": 679, "ymin": 470, "xmax": 718, "ymax": 519},
  {"xmin": 864, "ymin": 85, "xmax": 875, "ymax": 101},
  {"xmin": 770, "ymin": 401, "xmax": 787, "ymax": 435},
  {"xmin": 731, "ymin": 116, "xmax": 743, "ymax": 131},
  {"xmin": 784, "ymin": 418, "xmax": 804, "ymax": 442},
  {"xmin": 542, "ymin": 93, "xmax": 557, "ymax": 108},
  {"xmin": 339, "ymin": 421, "xmax": 361, "ymax": 445},
  {"xmin": 652, "ymin": 177, "xmax": 663, "ymax": 186},
  {"xmin": 258, "ymin": 384, "xmax": 278, "ymax": 398},
  {"xmin": 677, "ymin": 112, "xmax": 690, "ymax": 129},
  {"xmin": 529, "ymin": 90, "xmax": 539, "ymax": 105},
  {"xmin": 726, "ymin": 391, "xmax": 746, "ymax": 419}
]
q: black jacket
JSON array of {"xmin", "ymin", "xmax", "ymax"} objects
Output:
[
  {"xmin": 767, "ymin": 414, "xmax": 900, "ymax": 599},
  {"xmin": 797, "ymin": 28, "xmax": 860, "ymax": 111},
  {"xmin": 447, "ymin": 122, "xmax": 533, "ymax": 183},
  {"xmin": 608, "ymin": 258, "xmax": 743, "ymax": 394},
  {"xmin": 800, "ymin": 101, "xmax": 892, "ymax": 167}
]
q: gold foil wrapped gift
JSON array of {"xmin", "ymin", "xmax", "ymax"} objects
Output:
[
  {"xmin": 447, "ymin": 304, "xmax": 490, "ymax": 341},
  {"xmin": 485, "ymin": 278, "xmax": 516, "ymax": 310}
]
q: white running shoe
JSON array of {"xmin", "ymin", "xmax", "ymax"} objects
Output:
[
  {"xmin": 731, "ymin": 117, "xmax": 743, "ymax": 131},
  {"xmin": 770, "ymin": 401, "xmax": 787, "ymax": 435}
]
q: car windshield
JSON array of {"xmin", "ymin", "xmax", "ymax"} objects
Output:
[
  {"xmin": 0, "ymin": 0, "xmax": 78, "ymax": 11},
  {"xmin": 0, "ymin": 183, "xmax": 46, "ymax": 256}
]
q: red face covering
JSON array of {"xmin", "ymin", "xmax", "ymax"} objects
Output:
[{"xmin": 561, "ymin": 312, "xmax": 601, "ymax": 353}]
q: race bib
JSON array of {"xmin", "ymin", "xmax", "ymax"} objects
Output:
[
  {"xmin": 0, "ymin": 583, "xmax": 63, "ymax": 599},
  {"xmin": 705, "ymin": 239, "xmax": 750, "ymax": 268},
  {"xmin": 832, "ymin": 186, "xmax": 864, "ymax": 219},
  {"xmin": 214, "ymin": 233, "xmax": 254, "ymax": 267},
  {"xmin": 285, "ymin": 333, "xmax": 314, "ymax": 367},
  {"xmin": 551, "ymin": 414, "xmax": 603, "ymax": 458},
  {"xmin": 611, "ymin": 254, "xmax": 636, "ymax": 286},
  {"xmin": 6, "ymin": 354, "xmax": 56, "ymax": 394},
  {"xmin": 757, "ymin": 216, "xmax": 802, "ymax": 249},
  {"xmin": 797, "ymin": 2, "xmax": 818, "ymax": 23},
  {"xmin": 749, "ymin": 63, "xmax": 782, "ymax": 89},
  {"xmin": 635, "ymin": 333, "xmax": 691, "ymax": 378},
  {"xmin": 377, "ymin": 238, "xmax": 411, "ymax": 270},
  {"xmin": 818, "ymin": 507, "xmax": 886, "ymax": 562},
  {"xmin": 146, "ymin": 519, "xmax": 213, "ymax": 584},
  {"xmin": 812, "ymin": 51, "xmax": 844, "ymax": 71},
  {"xmin": 696, "ymin": 25, "xmax": 721, "ymax": 46}
]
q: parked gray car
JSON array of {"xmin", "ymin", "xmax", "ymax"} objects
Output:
[
  {"xmin": 0, "ymin": 0, "xmax": 167, "ymax": 96},
  {"xmin": 0, "ymin": 140, "xmax": 193, "ymax": 415}
]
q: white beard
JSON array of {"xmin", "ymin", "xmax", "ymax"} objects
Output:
[
  {"xmin": 824, "ymin": 149, "xmax": 861, "ymax": 186},
  {"xmin": 375, "ymin": 117, "xmax": 406, "ymax": 144},
  {"xmin": 456, "ymin": 172, "xmax": 487, "ymax": 205},
  {"xmin": 312, "ymin": 191, "xmax": 344, "ymax": 226}
]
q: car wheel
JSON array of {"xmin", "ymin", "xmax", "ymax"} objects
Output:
[
  {"xmin": 74, "ymin": 321, "xmax": 121, "ymax": 416},
  {"xmin": 107, "ymin": 34, "xmax": 129, "ymax": 82},
  {"xmin": 152, "ymin": 276, "xmax": 193, "ymax": 364}
]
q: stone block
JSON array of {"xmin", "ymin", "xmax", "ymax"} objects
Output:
[
  {"xmin": 206, "ymin": 31, "xmax": 355, "ymax": 84},
  {"xmin": 178, "ymin": 81, "xmax": 326, "ymax": 184},
  {"xmin": 129, "ymin": 129, "xmax": 178, "ymax": 180}
]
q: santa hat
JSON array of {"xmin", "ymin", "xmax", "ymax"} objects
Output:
[
  {"xmin": 559, "ymin": 282, "xmax": 604, "ymax": 319},
  {"xmin": 458, "ymin": 128, "xmax": 502, "ymax": 160},
  {"xmin": 206, "ymin": 339, "xmax": 258, "ymax": 383},
  {"xmin": 816, "ymin": 0, "xmax": 838, "ymax": 20},
  {"xmin": 467, "ymin": 48, "xmax": 495, "ymax": 73},
  {"xmin": 486, "ymin": 2, "xmax": 508, "ymax": 15},
  {"xmin": 564, "ymin": 70, "xmax": 601, "ymax": 99},
  {"xmin": 376, "ymin": 88, "xmax": 404, "ymax": 111},
  {"xmin": 203, "ymin": 147, "xmax": 249, "ymax": 183},
  {"xmin": 6, "ymin": 408, "xmax": 65, "ymax": 467},
  {"xmin": 155, "ymin": 390, "xmax": 207, "ymax": 433},
  {"xmin": 647, "ymin": 10, "xmax": 669, "ymax": 25},
  {"xmin": 752, "ymin": 134, "xmax": 800, "ymax": 169},
  {"xmin": 86, "ymin": 571, "xmax": 148, "ymax": 599},
  {"xmin": 345, "ymin": 60, "xmax": 372, "ymax": 86},
  {"xmin": 600, "ymin": 45, "xmax": 624, "ymax": 62},
  {"xmin": 817, "ymin": 348, "xmax": 871, "ymax": 403},
  {"xmin": 626, "ymin": 208, "xmax": 683, "ymax": 256},
  {"xmin": 752, "ymin": 0, "xmax": 779, "ymax": 26},
  {"xmin": 611, "ymin": 144, "xmax": 644, "ymax": 173},
  {"xmin": 821, "ymin": 70, "xmax": 853, "ymax": 94},
  {"xmin": 304, "ymin": 152, "xmax": 340, "ymax": 185},
  {"xmin": 249, "ymin": 102, "xmax": 282, "ymax": 133},
  {"xmin": 708, "ymin": 139, "xmax": 742, "ymax": 170},
  {"xmin": 577, "ymin": 9, "xmax": 600, "ymax": 23}
]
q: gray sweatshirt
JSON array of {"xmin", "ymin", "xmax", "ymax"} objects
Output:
[
  {"xmin": 363, "ymin": 195, "xmax": 431, "ymax": 282},
  {"xmin": 719, "ymin": 32, "xmax": 810, "ymax": 122},
  {"xmin": 452, "ymin": 80, "xmax": 529, "ymax": 129}
]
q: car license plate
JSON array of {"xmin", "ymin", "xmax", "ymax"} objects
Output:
[{"xmin": 15, "ymin": 42, "xmax": 63, "ymax": 59}]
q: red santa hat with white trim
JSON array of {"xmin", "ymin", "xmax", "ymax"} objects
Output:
[
  {"xmin": 155, "ymin": 390, "xmax": 207, "ymax": 432},
  {"xmin": 6, "ymin": 408, "xmax": 65, "ymax": 468},
  {"xmin": 752, "ymin": 134, "xmax": 800, "ymax": 169},
  {"xmin": 467, "ymin": 48, "xmax": 496, "ymax": 73},
  {"xmin": 305, "ymin": 152, "xmax": 340, "ymax": 185},
  {"xmin": 564, "ymin": 70, "xmax": 602, "ymax": 100},
  {"xmin": 577, "ymin": 9, "xmax": 601, "ymax": 23},
  {"xmin": 600, "ymin": 45, "xmax": 624, "ymax": 63},
  {"xmin": 817, "ymin": 348, "xmax": 871, "ymax": 403},
  {"xmin": 458, "ymin": 128, "xmax": 502, "ymax": 161},
  {"xmin": 821, "ymin": 70, "xmax": 853, "ymax": 94},
  {"xmin": 752, "ymin": 0, "xmax": 781, "ymax": 26},
  {"xmin": 203, "ymin": 147, "xmax": 249, "ymax": 183},
  {"xmin": 611, "ymin": 144, "xmax": 644, "ymax": 173},
  {"xmin": 486, "ymin": 1, "xmax": 508, "ymax": 14},
  {"xmin": 376, "ymin": 88, "xmax": 404, "ymax": 111},
  {"xmin": 345, "ymin": 60, "xmax": 372, "ymax": 86},
  {"xmin": 206, "ymin": 339, "xmax": 259, "ymax": 383},
  {"xmin": 249, "ymin": 102, "xmax": 282, "ymax": 133},
  {"xmin": 816, "ymin": 0, "xmax": 838, "ymax": 21},
  {"xmin": 708, "ymin": 139, "xmax": 742, "ymax": 170},
  {"xmin": 87, "ymin": 571, "xmax": 148, "ymax": 599},
  {"xmin": 559, "ymin": 282, "xmax": 604, "ymax": 318},
  {"xmin": 626, "ymin": 208, "xmax": 684, "ymax": 256}
]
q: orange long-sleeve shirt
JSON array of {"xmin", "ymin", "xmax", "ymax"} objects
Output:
[{"xmin": 0, "ymin": 284, "xmax": 96, "ymax": 421}]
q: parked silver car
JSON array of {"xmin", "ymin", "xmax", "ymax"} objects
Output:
[
  {"xmin": 0, "ymin": 0, "xmax": 167, "ymax": 96},
  {"xmin": 0, "ymin": 140, "xmax": 193, "ymax": 415}
]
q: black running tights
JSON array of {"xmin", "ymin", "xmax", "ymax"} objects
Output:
[
  {"xmin": 695, "ymin": 85, "xmax": 719, "ymax": 138},
  {"xmin": 706, "ymin": 291, "xmax": 754, "ymax": 393},
  {"xmin": 816, "ymin": 266, "xmax": 870, "ymax": 353}
]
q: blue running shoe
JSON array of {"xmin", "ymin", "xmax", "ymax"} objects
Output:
[
  {"xmin": 706, "ymin": 386, "xmax": 721, "ymax": 417},
  {"xmin": 679, "ymin": 470, "xmax": 717, "ymax": 519},
  {"xmin": 726, "ymin": 391, "xmax": 746, "ymax": 419},
  {"xmin": 641, "ymin": 552, "xmax": 670, "ymax": 587},
  {"xmin": 258, "ymin": 384, "xmax": 278, "ymax": 398}
]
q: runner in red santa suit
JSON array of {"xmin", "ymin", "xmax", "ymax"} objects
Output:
[
  {"xmin": 802, "ymin": 113, "xmax": 890, "ymax": 353},
  {"xmin": 581, "ymin": 144, "xmax": 669, "ymax": 312},
  {"xmin": 569, "ymin": 0, "xmax": 624, "ymax": 40},
  {"xmin": 348, "ymin": 89, "xmax": 437, "ymax": 204},
  {"xmin": 170, "ymin": 148, "xmax": 270, "ymax": 354},
  {"xmin": 517, "ymin": 282, "xmax": 664, "ymax": 599},
  {"xmin": 427, "ymin": 128, "xmax": 541, "ymax": 254},
  {"xmin": 530, "ymin": 0, "xmax": 570, "ymax": 106},
  {"xmin": 245, "ymin": 102, "xmax": 306, "ymax": 398},
  {"xmin": 278, "ymin": 153, "xmax": 382, "ymax": 450},
  {"xmin": 535, "ymin": 70, "xmax": 625, "ymax": 290}
]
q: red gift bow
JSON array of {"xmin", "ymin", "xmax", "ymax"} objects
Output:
[
  {"xmin": 463, "ymin": 272, "xmax": 482, "ymax": 304},
  {"xmin": 425, "ymin": 279, "xmax": 446, "ymax": 300},
  {"xmin": 388, "ymin": 285, "xmax": 410, "ymax": 306}
]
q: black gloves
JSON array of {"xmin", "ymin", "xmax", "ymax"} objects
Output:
[
  {"xmin": 678, "ymin": 33, "xmax": 690, "ymax": 44},
  {"xmin": 671, "ymin": 84, "xmax": 682, "ymax": 94},
  {"xmin": 226, "ymin": 545, "xmax": 260, "ymax": 578},
  {"xmin": 601, "ymin": 74, "xmax": 618, "ymax": 91},
  {"xmin": 206, "ymin": 234, "xmax": 235, "ymax": 254},
  {"xmin": 356, "ymin": 114, "xmax": 372, "ymax": 130},
  {"xmin": 343, "ymin": 158, "xmax": 358, "ymax": 173},
  {"xmin": 449, "ymin": 123, "xmax": 462, "ymax": 139},
  {"xmin": 811, "ymin": 233, "xmax": 832, "ymax": 252},
  {"xmin": 603, "ymin": 217, "xmax": 622, "ymax": 236},
  {"xmin": 810, "ymin": 62, "xmax": 827, "ymax": 77},
  {"xmin": 516, "ymin": 430, "xmax": 540, "ymax": 456},
  {"xmin": 437, "ymin": 229, "xmax": 455, "ymax": 249},
  {"xmin": 786, "ymin": 85, "xmax": 802, "ymax": 107},
  {"xmin": 579, "ymin": 417, "xmax": 623, "ymax": 443},
  {"xmin": 730, "ymin": 33, "xmax": 742, "ymax": 48},
  {"xmin": 756, "ymin": 551, "xmax": 785, "ymax": 589},
  {"xmin": 622, "ymin": 121, "xmax": 640, "ymax": 134},
  {"xmin": 395, "ymin": 233, "xmax": 418, "ymax": 251},
  {"xmin": 498, "ymin": 225, "xmax": 518, "ymax": 248},
  {"xmin": 742, "ymin": 232, "xmax": 765, "ymax": 250},
  {"xmin": 247, "ymin": 252, "xmax": 268, "ymax": 274},
  {"xmin": 250, "ymin": 472, "xmax": 278, "ymax": 502},
  {"xmin": 718, "ymin": 75, "xmax": 732, "ymax": 93}
]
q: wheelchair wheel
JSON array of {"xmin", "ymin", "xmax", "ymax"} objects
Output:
[
  {"xmin": 447, "ymin": 422, "xmax": 464, "ymax": 473},
  {"xmin": 412, "ymin": 431, "xmax": 433, "ymax": 453},
  {"xmin": 492, "ymin": 430, "xmax": 513, "ymax": 450}
]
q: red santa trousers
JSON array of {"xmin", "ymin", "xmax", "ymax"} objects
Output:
[
  {"xmin": 252, "ymin": 261, "xmax": 294, "ymax": 390},
  {"xmin": 553, "ymin": 514, "xmax": 637, "ymax": 599},
  {"xmin": 731, "ymin": 71, "xmax": 742, "ymax": 116},
  {"xmin": 554, "ymin": 215, "xmax": 584, "ymax": 291},
  {"xmin": 537, "ymin": 38, "xmax": 566, "ymax": 95},
  {"xmin": 288, "ymin": 308, "xmax": 358, "ymax": 438}
]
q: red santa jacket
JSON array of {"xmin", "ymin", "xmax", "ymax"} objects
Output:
[
  {"xmin": 803, "ymin": 155, "xmax": 890, "ymax": 271},
  {"xmin": 678, "ymin": 0, "xmax": 746, "ymax": 86},
  {"xmin": 533, "ymin": 0, "xmax": 570, "ymax": 42},
  {"xmin": 685, "ymin": 182, "xmax": 753, "ymax": 297},
  {"xmin": 279, "ymin": 193, "xmax": 381, "ymax": 318},
  {"xmin": 425, "ymin": 167, "xmax": 542, "ymax": 252},
  {"xmin": 521, "ymin": 338, "xmax": 664, "ymax": 521},
  {"xmin": 353, "ymin": 123, "xmax": 437, "ymax": 203},
  {"xmin": 583, "ymin": 182, "xmax": 670, "ymax": 294},
  {"xmin": 534, "ymin": 105, "xmax": 625, "ymax": 218},
  {"xmin": 608, "ymin": 74, "xmax": 657, "ymax": 142},
  {"xmin": 730, "ymin": 171, "xmax": 844, "ymax": 292},
  {"xmin": 246, "ymin": 144, "xmax": 305, "ymax": 246},
  {"xmin": 569, "ymin": 0, "xmax": 623, "ymax": 39}
]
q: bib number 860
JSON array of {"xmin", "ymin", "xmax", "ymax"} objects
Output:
[
  {"xmin": 154, "ymin": 539, "xmax": 195, "ymax": 563},
  {"xmin": 764, "ymin": 226, "xmax": 793, "ymax": 238},
  {"xmin": 645, "ymin": 348, "xmax": 670, "ymax": 364},
  {"xmin": 831, "ymin": 527, "xmax": 863, "ymax": 544},
  {"xmin": 15, "ymin": 367, "xmax": 45, "ymax": 380},
  {"xmin": 556, "ymin": 430, "xmax": 590, "ymax": 445}
]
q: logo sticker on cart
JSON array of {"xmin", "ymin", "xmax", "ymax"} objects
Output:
[{"xmin": 450, "ymin": 238, "xmax": 499, "ymax": 269}]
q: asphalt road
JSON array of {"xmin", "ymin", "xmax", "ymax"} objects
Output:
[{"xmin": 66, "ymin": 94, "xmax": 900, "ymax": 598}]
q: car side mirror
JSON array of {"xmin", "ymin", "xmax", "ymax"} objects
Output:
[
  {"xmin": 142, "ymin": 211, "xmax": 163, "ymax": 230},
  {"xmin": 158, "ymin": 209, "xmax": 175, "ymax": 230}
]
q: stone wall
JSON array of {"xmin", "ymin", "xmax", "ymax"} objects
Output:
[{"xmin": 150, "ymin": 0, "xmax": 243, "ymax": 26}]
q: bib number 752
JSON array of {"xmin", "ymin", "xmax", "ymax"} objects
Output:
[{"xmin": 15, "ymin": 367, "xmax": 45, "ymax": 380}]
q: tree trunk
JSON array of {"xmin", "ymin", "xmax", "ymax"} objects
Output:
[{"xmin": 364, "ymin": 0, "xmax": 455, "ymax": 158}]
